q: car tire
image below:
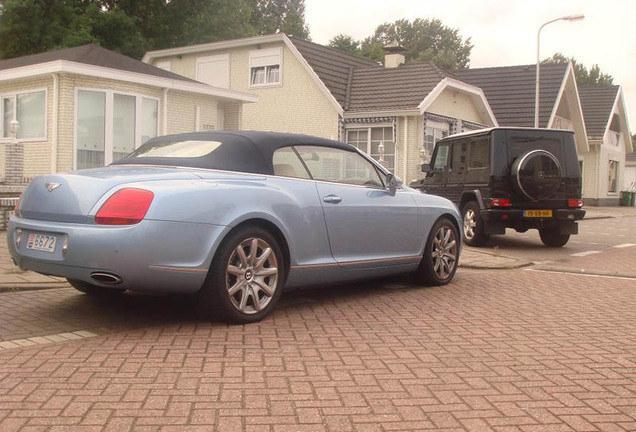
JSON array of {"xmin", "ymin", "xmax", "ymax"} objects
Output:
[
  {"xmin": 198, "ymin": 226, "xmax": 285, "ymax": 324},
  {"xmin": 67, "ymin": 278, "xmax": 126, "ymax": 296},
  {"xmin": 539, "ymin": 227, "xmax": 570, "ymax": 247},
  {"xmin": 462, "ymin": 201, "xmax": 489, "ymax": 247},
  {"xmin": 411, "ymin": 217, "xmax": 460, "ymax": 286}
]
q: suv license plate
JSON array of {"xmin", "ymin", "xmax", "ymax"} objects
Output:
[
  {"xmin": 26, "ymin": 233, "xmax": 58, "ymax": 253},
  {"xmin": 524, "ymin": 210, "xmax": 553, "ymax": 218}
]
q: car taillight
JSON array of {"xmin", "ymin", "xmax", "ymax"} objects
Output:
[
  {"xmin": 13, "ymin": 195, "xmax": 21, "ymax": 217},
  {"xmin": 490, "ymin": 198, "xmax": 511, "ymax": 207},
  {"xmin": 95, "ymin": 188, "xmax": 154, "ymax": 225},
  {"xmin": 568, "ymin": 199, "xmax": 584, "ymax": 208}
]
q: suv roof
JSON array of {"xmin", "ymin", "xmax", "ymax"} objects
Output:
[{"xmin": 437, "ymin": 127, "xmax": 575, "ymax": 141}]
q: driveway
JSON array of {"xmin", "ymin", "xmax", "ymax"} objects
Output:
[{"xmin": 1, "ymin": 207, "xmax": 635, "ymax": 431}]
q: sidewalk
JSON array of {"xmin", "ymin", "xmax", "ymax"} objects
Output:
[{"xmin": 0, "ymin": 206, "xmax": 634, "ymax": 291}]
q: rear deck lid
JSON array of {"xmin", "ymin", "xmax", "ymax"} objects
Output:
[{"xmin": 18, "ymin": 166, "xmax": 202, "ymax": 223}]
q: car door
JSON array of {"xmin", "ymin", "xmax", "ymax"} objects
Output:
[
  {"xmin": 445, "ymin": 139, "xmax": 468, "ymax": 204},
  {"xmin": 294, "ymin": 145, "xmax": 421, "ymax": 268},
  {"xmin": 422, "ymin": 142, "xmax": 450, "ymax": 197}
]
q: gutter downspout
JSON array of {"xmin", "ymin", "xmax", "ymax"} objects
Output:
[
  {"xmin": 403, "ymin": 117, "xmax": 408, "ymax": 181},
  {"xmin": 50, "ymin": 73, "xmax": 59, "ymax": 173},
  {"xmin": 162, "ymin": 88, "xmax": 169, "ymax": 135}
]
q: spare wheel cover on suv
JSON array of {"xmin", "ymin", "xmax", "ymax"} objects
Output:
[{"xmin": 511, "ymin": 149, "xmax": 562, "ymax": 201}]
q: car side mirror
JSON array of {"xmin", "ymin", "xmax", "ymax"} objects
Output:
[
  {"xmin": 386, "ymin": 173, "xmax": 402, "ymax": 196},
  {"xmin": 421, "ymin": 163, "xmax": 431, "ymax": 173}
]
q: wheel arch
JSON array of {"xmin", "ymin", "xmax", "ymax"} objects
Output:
[
  {"xmin": 210, "ymin": 217, "xmax": 291, "ymax": 285},
  {"xmin": 460, "ymin": 190, "xmax": 484, "ymax": 210}
]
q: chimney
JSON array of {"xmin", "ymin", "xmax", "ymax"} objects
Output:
[{"xmin": 383, "ymin": 40, "xmax": 405, "ymax": 68}]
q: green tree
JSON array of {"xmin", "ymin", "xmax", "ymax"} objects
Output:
[
  {"xmin": 0, "ymin": 0, "xmax": 87, "ymax": 58},
  {"xmin": 359, "ymin": 18, "xmax": 472, "ymax": 69},
  {"xmin": 542, "ymin": 53, "xmax": 614, "ymax": 86},
  {"xmin": 327, "ymin": 34, "xmax": 360, "ymax": 56},
  {"xmin": 251, "ymin": 0, "xmax": 310, "ymax": 39}
]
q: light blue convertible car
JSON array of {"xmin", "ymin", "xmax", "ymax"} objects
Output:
[{"xmin": 8, "ymin": 131, "xmax": 461, "ymax": 323}]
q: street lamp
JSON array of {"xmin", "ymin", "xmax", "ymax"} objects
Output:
[{"xmin": 535, "ymin": 14, "xmax": 584, "ymax": 128}]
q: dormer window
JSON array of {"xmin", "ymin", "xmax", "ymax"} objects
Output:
[{"xmin": 249, "ymin": 47, "xmax": 282, "ymax": 87}]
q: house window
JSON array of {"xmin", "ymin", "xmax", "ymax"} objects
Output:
[
  {"xmin": 608, "ymin": 160, "xmax": 618, "ymax": 193},
  {"xmin": 249, "ymin": 47, "xmax": 282, "ymax": 87},
  {"xmin": 196, "ymin": 54, "xmax": 230, "ymax": 89},
  {"xmin": 2, "ymin": 90, "xmax": 46, "ymax": 140},
  {"xmin": 346, "ymin": 126, "xmax": 395, "ymax": 172},
  {"xmin": 424, "ymin": 122, "xmax": 449, "ymax": 162},
  {"xmin": 76, "ymin": 90, "xmax": 158, "ymax": 170}
]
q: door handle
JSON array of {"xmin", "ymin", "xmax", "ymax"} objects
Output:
[{"xmin": 322, "ymin": 194, "xmax": 342, "ymax": 204}]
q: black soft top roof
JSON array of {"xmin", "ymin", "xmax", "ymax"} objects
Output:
[{"xmin": 112, "ymin": 130, "xmax": 357, "ymax": 174}]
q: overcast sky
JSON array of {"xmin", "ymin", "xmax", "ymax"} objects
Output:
[{"xmin": 305, "ymin": 0, "xmax": 635, "ymax": 134}]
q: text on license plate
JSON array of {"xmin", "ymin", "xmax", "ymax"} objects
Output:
[
  {"xmin": 524, "ymin": 210, "xmax": 553, "ymax": 218},
  {"xmin": 27, "ymin": 233, "xmax": 57, "ymax": 253}
]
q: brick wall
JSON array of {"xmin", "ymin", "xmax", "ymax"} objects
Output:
[
  {"xmin": 152, "ymin": 42, "xmax": 341, "ymax": 139},
  {"xmin": 428, "ymin": 88, "xmax": 485, "ymax": 124}
]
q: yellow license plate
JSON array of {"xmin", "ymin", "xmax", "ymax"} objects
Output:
[{"xmin": 523, "ymin": 210, "xmax": 552, "ymax": 218}]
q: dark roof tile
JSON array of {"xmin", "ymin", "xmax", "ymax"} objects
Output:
[
  {"xmin": 578, "ymin": 85, "xmax": 619, "ymax": 138},
  {"xmin": 455, "ymin": 63, "xmax": 568, "ymax": 127}
]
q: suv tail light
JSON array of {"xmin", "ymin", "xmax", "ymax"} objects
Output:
[
  {"xmin": 490, "ymin": 198, "xmax": 511, "ymax": 207},
  {"xmin": 568, "ymin": 199, "xmax": 584, "ymax": 208},
  {"xmin": 95, "ymin": 188, "xmax": 154, "ymax": 225}
]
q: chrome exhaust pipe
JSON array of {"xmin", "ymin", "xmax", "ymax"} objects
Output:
[{"xmin": 90, "ymin": 272, "xmax": 123, "ymax": 285}]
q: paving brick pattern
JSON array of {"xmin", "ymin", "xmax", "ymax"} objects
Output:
[{"xmin": 1, "ymin": 269, "xmax": 636, "ymax": 431}]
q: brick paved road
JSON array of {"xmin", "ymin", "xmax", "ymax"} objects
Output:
[{"xmin": 1, "ymin": 268, "xmax": 635, "ymax": 431}]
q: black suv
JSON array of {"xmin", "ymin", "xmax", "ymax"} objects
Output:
[{"xmin": 410, "ymin": 127, "xmax": 585, "ymax": 247}]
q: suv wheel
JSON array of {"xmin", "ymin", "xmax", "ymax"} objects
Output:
[
  {"xmin": 462, "ymin": 201, "xmax": 489, "ymax": 247},
  {"xmin": 539, "ymin": 227, "xmax": 570, "ymax": 247}
]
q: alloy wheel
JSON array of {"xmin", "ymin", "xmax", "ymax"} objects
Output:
[
  {"xmin": 226, "ymin": 237, "xmax": 278, "ymax": 315},
  {"xmin": 431, "ymin": 225, "xmax": 458, "ymax": 280},
  {"xmin": 463, "ymin": 209, "xmax": 476, "ymax": 240}
]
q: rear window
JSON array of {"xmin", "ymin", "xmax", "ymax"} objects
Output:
[
  {"xmin": 113, "ymin": 134, "xmax": 269, "ymax": 174},
  {"xmin": 130, "ymin": 140, "xmax": 222, "ymax": 158},
  {"xmin": 508, "ymin": 136, "xmax": 564, "ymax": 162}
]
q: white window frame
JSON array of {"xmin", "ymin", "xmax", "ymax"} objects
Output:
[
  {"xmin": 345, "ymin": 123, "xmax": 396, "ymax": 173},
  {"xmin": 248, "ymin": 47, "xmax": 283, "ymax": 88},
  {"xmin": 0, "ymin": 87, "xmax": 48, "ymax": 143},
  {"xmin": 196, "ymin": 53, "xmax": 230, "ymax": 89},
  {"xmin": 73, "ymin": 87, "xmax": 159, "ymax": 170},
  {"xmin": 608, "ymin": 159, "xmax": 619, "ymax": 194}
]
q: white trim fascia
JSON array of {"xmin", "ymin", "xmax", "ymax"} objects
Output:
[
  {"xmin": 142, "ymin": 34, "xmax": 286, "ymax": 63},
  {"xmin": 417, "ymin": 77, "xmax": 498, "ymax": 126},
  {"xmin": 618, "ymin": 88, "xmax": 633, "ymax": 152},
  {"xmin": 548, "ymin": 63, "xmax": 589, "ymax": 152},
  {"xmin": 280, "ymin": 35, "xmax": 343, "ymax": 116},
  {"xmin": 0, "ymin": 60, "xmax": 257, "ymax": 103},
  {"xmin": 601, "ymin": 87, "xmax": 632, "ymax": 152},
  {"xmin": 344, "ymin": 109, "xmax": 421, "ymax": 118}
]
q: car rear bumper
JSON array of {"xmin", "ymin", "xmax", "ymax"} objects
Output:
[
  {"xmin": 479, "ymin": 208, "xmax": 586, "ymax": 235},
  {"xmin": 7, "ymin": 217, "xmax": 229, "ymax": 294},
  {"xmin": 480, "ymin": 208, "xmax": 586, "ymax": 222}
]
